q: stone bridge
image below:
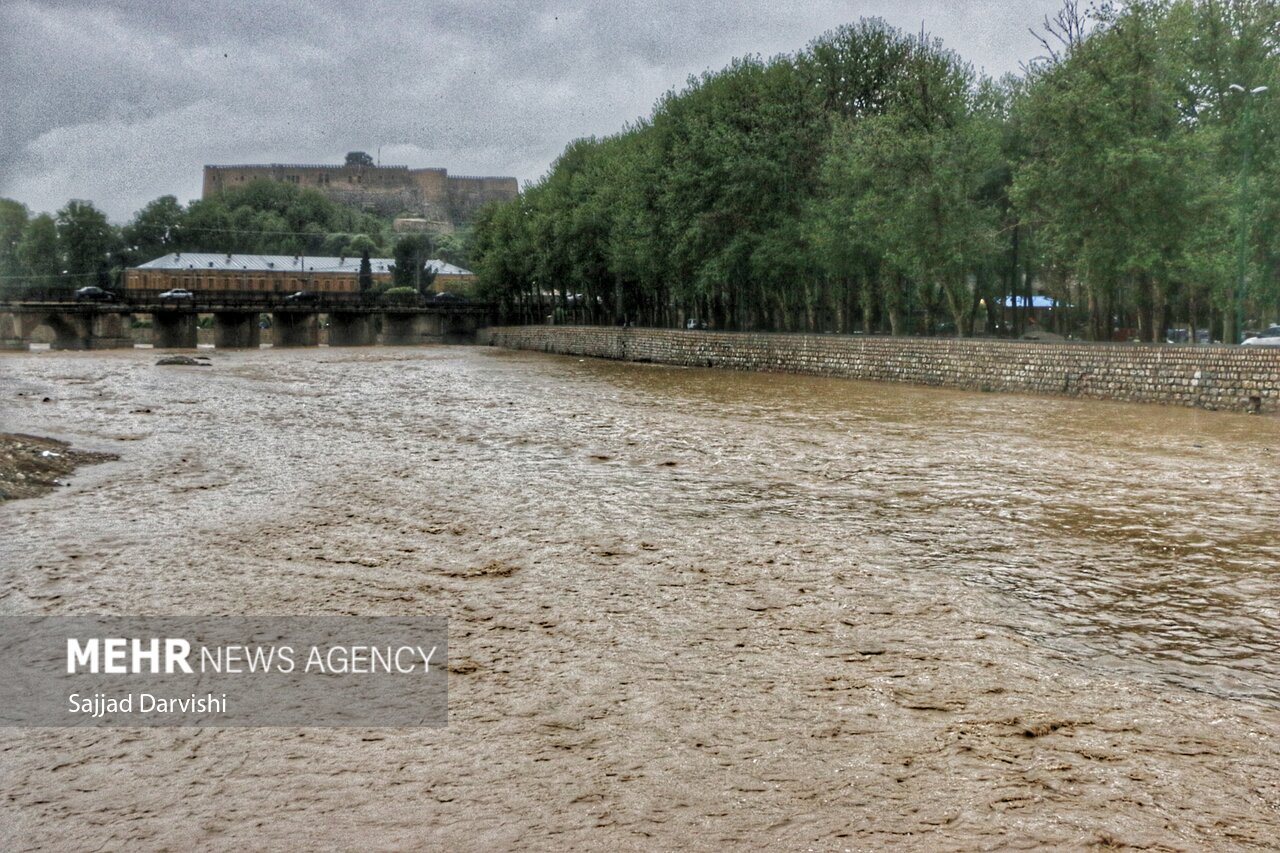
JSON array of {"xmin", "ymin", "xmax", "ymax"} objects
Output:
[{"xmin": 0, "ymin": 297, "xmax": 495, "ymax": 350}]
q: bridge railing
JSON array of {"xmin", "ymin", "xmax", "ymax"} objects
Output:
[
  {"xmin": 1, "ymin": 287, "xmax": 495, "ymax": 313},
  {"xmin": 122, "ymin": 289, "xmax": 368, "ymax": 310}
]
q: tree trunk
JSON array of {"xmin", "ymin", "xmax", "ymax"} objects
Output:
[
  {"xmin": 1152, "ymin": 279, "xmax": 1168, "ymax": 344},
  {"xmin": 861, "ymin": 275, "xmax": 875, "ymax": 334}
]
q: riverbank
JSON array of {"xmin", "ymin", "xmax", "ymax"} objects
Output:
[
  {"xmin": 481, "ymin": 325, "xmax": 1280, "ymax": 414},
  {"xmin": 0, "ymin": 432, "xmax": 117, "ymax": 501},
  {"xmin": 1, "ymin": 347, "xmax": 1278, "ymax": 849}
]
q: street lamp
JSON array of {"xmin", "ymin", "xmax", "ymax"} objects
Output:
[{"xmin": 1229, "ymin": 83, "xmax": 1268, "ymax": 343}]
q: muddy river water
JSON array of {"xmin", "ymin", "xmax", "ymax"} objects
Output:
[{"xmin": 1, "ymin": 346, "xmax": 1278, "ymax": 850}]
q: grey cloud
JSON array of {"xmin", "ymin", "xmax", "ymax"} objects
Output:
[{"xmin": 1, "ymin": 0, "xmax": 1065, "ymax": 220}]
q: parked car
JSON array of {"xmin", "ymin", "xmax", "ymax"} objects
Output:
[
  {"xmin": 159, "ymin": 288, "xmax": 193, "ymax": 301},
  {"xmin": 1166, "ymin": 327, "xmax": 1211, "ymax": 344},
  {"xmin": 1242, "ymin": 325, "xmax": 1280, "ymax": 347},
  {"xmin": 75, "ymin": 286, "xmax": 116, "ymax": 302},
  {"xmin": 284, "ymin": 290, "xmax": 319, "ymax": 303},
  {"xmin": 686, "ymin": 318, "xmax": 708, "ymax": 330},
  {"xmin": 430, "ymin": 291, "xmax": 465, "ymax": 303}
]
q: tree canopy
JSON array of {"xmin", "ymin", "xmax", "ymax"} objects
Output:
[
  {"xmin": 1, "ymin": 180, "xmax": 398, "ymax": 295},
  {"xmin": 473, "ymin": 2, "xmax": 1280, "ymax": 341},
  {"xmin": 5, "ymin": 1, "xmax": 1278, "ymax": 340}
]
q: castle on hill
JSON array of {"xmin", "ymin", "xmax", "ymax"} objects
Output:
[{"xmin": 202, "ymin": 153, "xmax": 518, "ymax": 233}]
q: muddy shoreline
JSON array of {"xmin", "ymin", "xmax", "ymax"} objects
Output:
[
  {"xmin": 1, "ymin": 347, "xmax": 1278, "ymax": 850},
  {"xmin": 0, "ymin": 433, "xmax": 117, "ymax": 502}
]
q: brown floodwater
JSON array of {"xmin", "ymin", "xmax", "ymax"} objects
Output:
[
  {"xmin": 550, "ymin": 353, "xmax": 1280, "ymax": 709},
  {"xmin": 1, "ymin": 346, "xmax": 1278, "ymax": 850}
]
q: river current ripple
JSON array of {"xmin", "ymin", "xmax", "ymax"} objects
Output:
[{"xmin": 4, "ymin": 346, "xmax": 1276, "ymax": 708}]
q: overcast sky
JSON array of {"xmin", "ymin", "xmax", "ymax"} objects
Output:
[{"xmin": 1, "ymin": 0, "xmax": 1066, "ymax": 222}]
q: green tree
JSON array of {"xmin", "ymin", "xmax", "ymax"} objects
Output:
[
  {"xmin": 392, "ymin": 234, "xmax": 436, "ymax": 292},
  {"xmin": 123, "ymin": 195, "xmax": 185, "ymax": 261},
  {"xmin": 348, "ymin": 234, "xmax": 378, "ymax": 256},
  {"xmin": 0, "ymin": 198, "xmax": 29, "ymax": 291},
  {"xmin": 172, "ymin": 179, "xmax": 388, "ymax": 257},
  {"xmin": 17, "ymin": 214, "xmax": 61, "ymax": 291},
  {"xmin": 1010, "ymin": 0, "xmax": 1262, "ymax": 341},
  {"xmin": 471, "ymin": 5, "xmax": 1280, "ymax": 339},
  {"xmin": 57, "ymin": 200, "xmax": 119, "ymax": 289},
  {"xmin": 817, "ymin": 37, "xmax": 1002, "ymax": 336},
  {"xmin": 358, "ymin": 249, "xmax": 374, "ymax": 294}
]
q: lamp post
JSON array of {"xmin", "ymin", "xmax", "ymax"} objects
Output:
[{"xmin": 1230, "ymin": 83, "xmax": 1268, "ymax": 343}]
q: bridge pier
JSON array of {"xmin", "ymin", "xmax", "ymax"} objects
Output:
[
  {"xmin": 152, "ymin": 312, "xmax": 198, "ymax": 348},
  {"xmin": 84, "ymin": 313, "xmax": 134, "ymax": 349},
  {"xmin": 213, "ymin": 312, "xmax": 261, "ymax": 349},
  {"xmin": 272, "ymin": 312, "xmax": 319, "ymax": 347},
  {"xmin": 1, "ymin": 312, "xmax": 25, "ymax": 350},
  {"xmin": 381, "ymin": 314, "xmax": 433, "ymax": 345},
  {"xmin": 328, "ymin": 312, "xmax": 376, "ymax": 346},
  {"xmin": 51, "ymin": 315, "xmax": 93, "ymax": 349}
]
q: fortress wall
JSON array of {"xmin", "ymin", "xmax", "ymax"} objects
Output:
[
  {"xmin": 203, "ymin": 165, "xmax": 518, "ymax": 225},
  {"xmin": 447, "ymin": 176, "xmax": 519, "ymax": 222},
  {"xmin": 412, "ymin": 169, "xmax": 450, "ymax": 200}
]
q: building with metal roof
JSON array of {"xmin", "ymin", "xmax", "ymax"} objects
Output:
[
  {"xmin": 125, "ymin": 253, "xmax": 476, "ymax": 297},
  {"xmin": 133, "ymin": 253, "xmax": 470, "ymax": 277}
]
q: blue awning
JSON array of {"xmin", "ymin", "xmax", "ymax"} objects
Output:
[{"xmin": 998, "ymin": 295, "xmax": 1059, "ymax": 309}]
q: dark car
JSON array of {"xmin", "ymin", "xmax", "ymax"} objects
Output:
[
  {"xmin": 75, "ymin": 286, "xmax": 116, "ymax": 302},
  {"xmin": 430, "ymin": 291, "xmax": 465, "ymax": 303},
  {"xmin": 284, "ymin": 290, "xmax": 319, "ymax": 303}
]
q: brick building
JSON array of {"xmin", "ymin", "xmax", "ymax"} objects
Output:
[{"xmin": 125, "ymin": 253, "xmax": 476, "ymax": 296}]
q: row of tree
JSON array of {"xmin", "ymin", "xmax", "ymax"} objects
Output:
[
  {"xmin": 0, "ymin": 180, "xmax": 474, "ymax": 296},
  {"xmin": 472, "ymin": 1, "xmax": 1280, "ymax": 342}
]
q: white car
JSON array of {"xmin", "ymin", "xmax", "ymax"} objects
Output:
[
  {"xmin": 1242, "ymin": 325, "xmax": 1280, "ymax": 347},
  {"xmin": 159, "ymin": 288, "xmax": 194, "ymax": 301}
]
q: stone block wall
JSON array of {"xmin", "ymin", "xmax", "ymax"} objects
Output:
[{"xmin": 479, "ymin": 326, "xmax": 1280, "ymax": 414}]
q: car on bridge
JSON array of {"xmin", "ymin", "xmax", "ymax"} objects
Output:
[
  {"xmin": 75, "ymin": 286, "xmax": 117, "ymax": 302},
  {"xmin": 158, "ymin": 288, "xmax": 194, "ymax": 302},
  {"xmin": 284, "ymin": 290, "xmax": 319, "ymax": 303}
]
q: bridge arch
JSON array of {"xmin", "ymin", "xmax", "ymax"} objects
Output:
[{"xmin": 20, "ymin": 313, "xmax": 90, "ymax": 350}]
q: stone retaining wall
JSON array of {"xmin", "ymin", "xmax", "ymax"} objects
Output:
[{"xmin": 479, "ymin": 326, "xmax": 1280, "ymax": 414}]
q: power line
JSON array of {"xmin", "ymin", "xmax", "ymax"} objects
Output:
[
  {"xmin": 158, "ymin": 224, "xmax": 384, "ymax": 239},
  {"xmin": 0, "ymin": 270, "xmax": 105, "ymax": 283}
]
